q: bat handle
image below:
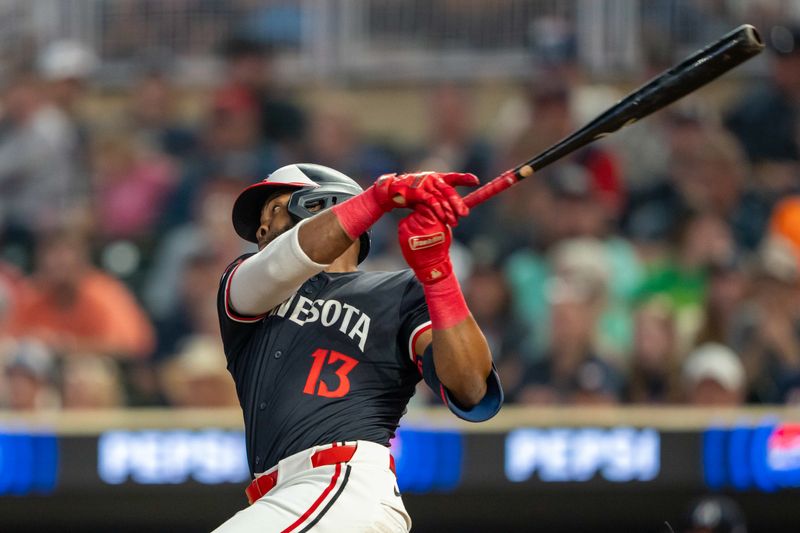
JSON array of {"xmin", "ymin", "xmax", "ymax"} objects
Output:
[{"xmin": 464, "ymin": 170, "xmax": 521, "ymax": 208}]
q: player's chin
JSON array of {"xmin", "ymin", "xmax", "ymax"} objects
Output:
[{"xmin": 258, "ymin": 224, "xmax": 294, "ymax": 249}]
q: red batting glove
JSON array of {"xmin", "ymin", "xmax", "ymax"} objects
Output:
[
  {"xmin": 373, "ymin": 172, "xmax": 478, "ymax": 226},
  {"xmin": 332, "ymin": 171, "xmax": 478, "ymax": 241},
  {"xmin": 398, "ymin": 207, "xmax": 471, "ymax": 329}
]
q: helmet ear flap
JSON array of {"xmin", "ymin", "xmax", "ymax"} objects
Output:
[{"xmin": 357, "ymin": 233, "xmax": 371, "ymax": 264}]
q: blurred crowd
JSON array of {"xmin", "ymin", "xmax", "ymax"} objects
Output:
[{"xmin": 3, "ymin": 20, "xmax": 800, "ymax": 412}]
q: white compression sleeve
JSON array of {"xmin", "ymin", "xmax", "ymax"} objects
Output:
[{"xmin": 228, "ymin": 219, "xmax": 329, "ymax": 316}]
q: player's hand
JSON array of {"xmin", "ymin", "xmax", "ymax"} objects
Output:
[
  {"xmin": 398, "ymin": 206, "xmax": 453, "ymax": 284},
  {"xmin": 331, "ymin": 170, "xmax": 476, "ymax": 245},
  {"xmin": 373, "ymin": 171, "xmax": 478, "ymax": 226}
]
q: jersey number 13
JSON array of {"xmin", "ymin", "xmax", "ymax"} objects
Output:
[{"xmin": 302, "ymin": 349, "xmax": 359, "ymax": 398}]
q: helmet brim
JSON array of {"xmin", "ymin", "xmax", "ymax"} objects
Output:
[{"xmin": 231, "ymin": 181, "xmax": 307, "ymax": 243}]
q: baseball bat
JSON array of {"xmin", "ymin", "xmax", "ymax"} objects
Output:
[{"xmin": 463, "ymin": 24, "xmax": 764, "ymax": 208}]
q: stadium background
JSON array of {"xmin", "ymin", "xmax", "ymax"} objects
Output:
[{"xmin": 2, "ymin": 1, "xmax": 800, "ymax": 531}]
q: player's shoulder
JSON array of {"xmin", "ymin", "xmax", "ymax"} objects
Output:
[
  {"xmin": 349, "ymin": 268, "xmax": 417, "ymax": 290},
  {"xmin": 219, "ymin": 253, "xmax": 257, "ymax": 287},
  {"xmin": 223, "ymin": 253, "xmax": 256, "ymax": 274},
  {"xmin": 345, "ymin": 269, "xmax": 425, "ymax": 307}
]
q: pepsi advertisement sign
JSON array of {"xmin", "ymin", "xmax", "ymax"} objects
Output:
[
  {"xmin": 390, "ymin": 428, "xmax": 462, "ymax": 493},
  {"xmin": 98, "ymin": 429, "xmax": 250, "ymax": 485},
  {"xmin": 0, "ymin": 431, "xmax": 58, "ymax": 496},
  {"xmin": 10, "ymin": 418, "xmax": 800, "ymax": 499},
  {"xmin": 92, "ymin": 427, "xmax": 463, "ymax": 493},
  {"xmin": 505, "ymin": 427, "xmax": 661, "ymax": 483},
  {"xmin": 704, "ymin": 421, "xmax": 800, "ymax": 492}
]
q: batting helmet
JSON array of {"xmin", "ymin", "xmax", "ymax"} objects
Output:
[{"xmin": 232, "ymin": 163, "xmax": 371, "ymax": 263}]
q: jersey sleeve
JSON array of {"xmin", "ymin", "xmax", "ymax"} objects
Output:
[
  {"xmin": 217, "ymin": 253, "xmax": 265, "ymax": 358},
  {"xmin": 397, "ymin": 273, "xmax": 504, "ymax": 423},
  {"xmin": 397, "ymin": 272, "xmax": 432, "ymax": 373}
]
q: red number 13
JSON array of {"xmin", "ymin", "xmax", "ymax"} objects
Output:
[{"xmin": 302, "ymin": 349, "xmax": 359, "ymax": 398}]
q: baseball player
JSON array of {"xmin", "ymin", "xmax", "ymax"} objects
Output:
[{"xmin": 213, "ymin": 163, "xmax": 503, "ymax": 532}]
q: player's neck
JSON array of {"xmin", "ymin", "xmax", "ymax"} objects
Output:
[
  {"xmin": 324, "ymin": 245, "xmax": 359, "ymax": 273},
  {"xmin": 324, "ymin": 256, "xmax": 358, "ymax": 273},
  {"xmin": 323, "ymin": 240, "xmax": 360, "ymax": 273}
]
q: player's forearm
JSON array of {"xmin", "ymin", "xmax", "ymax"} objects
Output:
[
  {"xmin": 297, "ymin": 209, "xmax": 358, "ymax": 264},
  {"xmin": 431, "ymin": 319, "xmax": 492, "ymax": 407}
]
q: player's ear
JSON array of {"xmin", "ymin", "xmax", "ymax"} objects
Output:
[{"xmin": 256, "ymin": 226, "xmax": 268, "ymax": 248}]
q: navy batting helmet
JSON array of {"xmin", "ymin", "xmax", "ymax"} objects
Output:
[{"xmin": 232, "ymin": 163, "xmax": 371, "ymax": 263}]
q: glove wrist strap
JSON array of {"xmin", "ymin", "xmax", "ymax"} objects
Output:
[
  {"xmin": 422, "ymin": 271, "xmax": 470, "ymax": 330},
  {"xmin": 331, "ymin": 186, "xmax": 384, "ymax": 240}
]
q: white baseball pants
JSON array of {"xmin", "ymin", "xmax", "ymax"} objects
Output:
[{"xmin": 213, "ymin": 440, "xmax": 411, "ymax": 532}]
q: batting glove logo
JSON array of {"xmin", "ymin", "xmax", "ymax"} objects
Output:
[{"xmin": 408, "ymin": 232, "xmax": 445, "ymax": 250}]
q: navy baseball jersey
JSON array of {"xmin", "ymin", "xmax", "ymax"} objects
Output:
[{"xmin": 217, "ymin": 253, "xmax": 503, "ymax": 475}]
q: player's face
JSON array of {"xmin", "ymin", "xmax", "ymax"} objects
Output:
[{"xmin": 256, "ymin": 192, "xmax": 295, "ymax": 249}]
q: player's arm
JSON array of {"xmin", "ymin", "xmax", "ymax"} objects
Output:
[
  {"xmin": 228, "ymin": 172, "xmax": 478, "ymax": 317},
  {"xmin": 399, "ymin": 208, "xmax": 501, "ymax": 413},
  {"xmin": 415, "ymin": 318, "xmax": 492, "ymax": 407}
]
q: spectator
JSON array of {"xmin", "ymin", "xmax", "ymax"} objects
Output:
[
  {"xmin": 411, "ymin": 84, "xmax": 494, "ymax": 245},
  {"xmin": 516, "ymin": 262, "xmax": 624, "ymax": 405},
  {"xmin": 673, "ymin": 127, "xmax": 768, "ymax": 250},
  {"xmin": 607, "ymin": 45, "xmax": 683, "ymax": 190},
  {"xmin": 683, "ymin": 343, "xmax": 746, "ymax": 406},
  {"xmin": 624, "ymin": 124, "xmax": 769, "ymax": 253},
  {"xmin": 768, "ymin": 195, "xmax": 800, "ymax": 257},
  {"xmin": 0, "ymin": 73, "xmax": 85, "ymax": 254},
  {"xmin": 0, "ymin": 259, "xmax": 28, "ymax": 337},
  {"xmin": 128, "ymin": 71, "xmax": 197, "ymax": 159},
  {"xmin": 496, "ymin": 78, "xmax": 623, "ymax": 216},
  {"xmin": 463, "ymin": 266, "xmax": 527, "ymax": 402},
  {"xmin": 726, "ymin": 24, "xmax": 800, "ymax": 192},
  {"xmin": 304, "ymin": 98, "xmax": 398, "ymax": 187},
  {"xmin": 2, "ymin": 340, "xmax": 59, "ymax": 410},
  {"xmin": 37, "ymin": 40, "xmax": 98, "ymax": 214},
  {"xmin": 220, "ymin": 36, "xmax": 306, "ymax": 153},
  {"xmin": 144, "ymin": 178, "xmax": 249, "ymax": 321},
  {"xmin": 159, "ymin": 335, "xmax": 239, "ymax": 407},
  {"xmin": 159, "ymin": 84, "xmax": 278, "ymax": 229},
  {"xmin": 8, "ymin": 229, "xmax": 155, "ymax": 358},
  {"xmin": 506, "ymin": 169, "xmax": 642, "ymax": 359},
  {"xmin": 61, "ymin": 357, "xmax": 125, "ymax": 409},
  {"xmin": 736, "ymin": 234, "xmax": 800, "ymax": 403},
  {"xmin": 91, "ymin": 133, "xmax": 178, "ymax": 241},
  {"xmin": 153, "ymin": 248, "xmax": 225, "ymax": 361},
  {"xmin": 626, "ymin": 297, "xmax": 683, "ymax": 404},
  {"xmin": 634, "ymin": 211, "xmax": 735, "ymax": 350},
  {"xmin": 695, "ymin": 253, "xmax": 750, "ymax": 348},
  {"xmin": 38, "ymin": 40, "xmax": 97, "ymax": 116},
  {"xmin": 412, "ymin": 84, "xmax": 493, "ymax": 178}
]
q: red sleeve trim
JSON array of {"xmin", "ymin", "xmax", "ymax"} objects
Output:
[
  {"xmin": 407, "ymin": 321, "xmax": 432, "ymax": 375},
  {"xmin": 224, "ymin": 260, "xmax": 268, "ymax": 324}
]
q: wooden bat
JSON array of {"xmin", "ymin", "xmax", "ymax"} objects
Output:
[{"xmin": 463, "ymin": 24, "xmax": 765, "ymax": 208}]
